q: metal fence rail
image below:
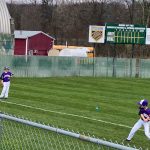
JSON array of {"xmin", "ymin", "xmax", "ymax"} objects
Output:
[{"xmin": 0, "ymin": 113, "xmax": 140, "ymax": 150}]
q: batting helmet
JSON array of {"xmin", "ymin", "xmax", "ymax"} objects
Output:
[{"xmin": 137, "ymin": 99, "xmax": 148, "ymax": 106}]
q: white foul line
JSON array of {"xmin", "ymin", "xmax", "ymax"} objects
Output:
[{"xmin": 1, "ymin": 101, "xmax": 137, "ymax": 130}]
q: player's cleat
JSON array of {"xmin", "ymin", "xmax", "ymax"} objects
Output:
[
  {"xmin": 125, "ymin": 139, "xmax": 131, "ymax": 142},
  {"xmin": 0, "ymin": 97, "xmax": 8, "ymax": 100}
]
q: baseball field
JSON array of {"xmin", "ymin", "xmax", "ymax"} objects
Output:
[{"xmin": 0, "ymin": 77, "xmax": 150, "ymax": 149}]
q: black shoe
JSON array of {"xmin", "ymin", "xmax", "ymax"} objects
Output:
[{"xmin": 125, "ymin": 139, "xmax": 131, "ymax": 142}]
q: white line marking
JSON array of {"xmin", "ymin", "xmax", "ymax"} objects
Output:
[{"xmin": 1, "ymin": 101, "xmax": 142, "ymax": 130}]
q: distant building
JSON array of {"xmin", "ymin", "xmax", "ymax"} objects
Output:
[
  {"xmin": 0, "ymin": 0, "xmax": 11, "ymax": 34},
  {"xmin": 0, "ymin": 0, "xmax": 13, "ymax": 55},
  {"xmin": 52, "ymin": 45, "xmax": 94, "ymax": 57},
  {"xmin": 59, "ymin": 47, "xmax": 89, "ymax": 57},
  {"xmin": 14, "ymin": 30, "xmax": 55, "ymax": 56}
]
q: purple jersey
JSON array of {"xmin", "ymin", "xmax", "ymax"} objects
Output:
[
  {"xmin": 139, "ymin": 108, "xmax": 150, "ymax": 120},
  {"xmin": 1, "ymin": 71, "xmax": 13, "ymax": 82}
]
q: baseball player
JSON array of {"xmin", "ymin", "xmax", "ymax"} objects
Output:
[
  {"xmin": 0, "ymin": 66, "xmax": 13, "ymax": 99},
  {"xmin": 126, "ymin": 99, "xmax": 150, "ymax": 141}
]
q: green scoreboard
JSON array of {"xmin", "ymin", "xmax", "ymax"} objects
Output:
[{"xmin": 105, "ymin": 23, "xmax": 146, "ymax": 44}]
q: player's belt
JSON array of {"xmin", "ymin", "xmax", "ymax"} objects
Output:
[{"xmin": 141, "ymin": 118, "xmax": 149, "ymax": 122}]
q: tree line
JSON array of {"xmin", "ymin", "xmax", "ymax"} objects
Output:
[{"xmin": 7, "ymin": 0, "xmax": 150, "ymax": 58}]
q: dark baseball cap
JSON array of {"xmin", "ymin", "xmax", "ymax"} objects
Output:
[
  {"xmin": 4, "ymin": 66, "xmax": 9, "ymax": 70},
  {"xmin": 137, "ymin": 99, "xmax": 148, "ymax": 106}
]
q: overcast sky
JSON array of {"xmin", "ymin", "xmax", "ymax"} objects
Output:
[
  {"xmin": 5, "ymin": 0, "xmax": 42, "ymax": 4},
  {"xmin": 5, "ymin": 0, "xmax": 132, "ymax": 4},
  {"xmin": 5, "ymin": 0, "xmax": 123, "ymax": 3}
]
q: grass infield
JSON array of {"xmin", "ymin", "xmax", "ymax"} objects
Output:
[{"xmin": 0, "ymin": 77, "xmax": 150, "ymax": 149}]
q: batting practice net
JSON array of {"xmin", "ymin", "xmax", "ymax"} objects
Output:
[{"xmin": 0, "ymin": 114, "xmax": 139, "ymax": 150}]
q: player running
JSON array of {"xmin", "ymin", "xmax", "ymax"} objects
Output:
[
  {"xmin": 126, "ymin": 99, "xmax": 150, "ymax": 141},
  {"xmin": 0, "ymin": 66, "xmax": 13, "ymax": 99}
]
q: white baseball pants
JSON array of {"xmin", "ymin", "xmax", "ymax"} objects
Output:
[
  {"xmin": 127, "ymin": 119, "xmax": 150, "ymax": 140},
  {"xmin": 0, "ymin": 81, "xmax": 10, "ymax": 98}
]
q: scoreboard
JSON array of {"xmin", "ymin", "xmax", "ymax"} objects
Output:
[{"xmin": 105, "ymin": 23, "xmax": 146, "ymax": 44}]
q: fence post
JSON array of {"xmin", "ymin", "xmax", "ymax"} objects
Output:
[{"xmin": 0, "ymin": 113, "xmax": 140, "ymax": 150}]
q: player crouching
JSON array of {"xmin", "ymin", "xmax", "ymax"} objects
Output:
[{"xmin": 126, "ymin": 99, "xmax": 150, "ymax": 141}]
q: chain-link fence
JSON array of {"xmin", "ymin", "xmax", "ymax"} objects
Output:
[
  {"xmin": 0, "ymin": 55, "xmax": 150, "ymax": 78},
  {"xmin": 0, "ymin": 114, "xmax": 139, "ymax": 150}
]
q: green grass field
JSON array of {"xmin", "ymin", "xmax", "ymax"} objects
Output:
[{"xmin": 0, "ymin": 77, "xmax": 150, "ymax": 149}]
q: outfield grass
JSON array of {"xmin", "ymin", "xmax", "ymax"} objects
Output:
[{"xmin": 0, "ymin": 77, "xmax": 150, "ymax": 149}]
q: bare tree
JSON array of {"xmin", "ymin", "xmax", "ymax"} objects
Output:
[
  {"xmin": 138, "ymin": 0, "xmax": 150, "ymax": 26},
  {"xmin": 41, "ymin": 0, "xmax": 54, "ymax": 32},
  {"xmin": 123, "ymin": 0, "xmax": 135, "ymax": 23},
  {"xmin": 20, "ymin": 4, "xmax": 41, "ymax": 30}
]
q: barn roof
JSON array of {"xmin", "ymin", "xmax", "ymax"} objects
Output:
[{"xmin": 14, "ymin": 30, "xmax": 55, "ymax": 40}]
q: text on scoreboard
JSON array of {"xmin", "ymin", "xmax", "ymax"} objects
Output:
[{"xmin": 105, "ymin": 23, "xmax": 146, "ymax": 44}]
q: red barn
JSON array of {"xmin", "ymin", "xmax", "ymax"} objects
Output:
[{"xmin": 14, "ymin": 30, "xmax": 55, "ymax": 56}]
